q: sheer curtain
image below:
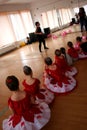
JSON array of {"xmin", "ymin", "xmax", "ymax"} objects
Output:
[
  {"xmin": 20, "ymin": 11, "xmax": 35, "ymax": 34},
  {"xmin": 41, "ymin": 9, "xmax": 59, "ymax": 29},
  {"xmin": 59, "ymin": 8, "xmax": 73, "ymax": 25},
  {"xmin": 41, "ymin": 9, "xmax": 73, "ymax": 29},
  {"xmin": 47, "ymin": 11, "xmax": 54, "ymax": 29},
  {"xmin": 0, "ymin": 14, "xmax": 16, "ymax": 47},
  {"xmin": 0, "ymin": 11, "xmax": 34, "ymax": 48},
  {"xmin": 41, "ymin": 12, "xmax": 48, "ymax": 28},
  {"xmin": 83, "ymin": 5, "xmax": 87, "ymax": 14},
  {"xmin": 53, "ymin": 10, "xmax": 59, "ymax": 28},
  {"xmin": 9, "ymin": 11, "xmax": 35, "ymax": 41},
  {"xmin": 9, "ymin": 13, "xmax": 26, "ymax": 41}
]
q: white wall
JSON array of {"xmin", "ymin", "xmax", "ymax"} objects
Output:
[{"xmin": 0, "ymin": 4, "xmax": 30, "ymax": 12}]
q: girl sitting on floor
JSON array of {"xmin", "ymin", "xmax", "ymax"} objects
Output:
[
  {"xmin": 60, "ymin": 47, "xmax": 73, "ymax": 66},
  {"xmin": 43, "ymin": 57, "xmax": 76, "ymax": 94},
  {"xmin": 54, "ymin": 49, "xmax": 77, "ymax": 77},
  {"xmin": 22, "ymin": 65, "xmax": 54, "ymax": 105},
  {"xmin": 67, "ymin": 41, "xmax": 79, "ymax": 61},
  {"xmin": 3, "ymin": 75, "xmax": 51, "ymax": 130},
  {"xmin": 74, "ymin": 36, "xmax": 87, "ymax": 59}
]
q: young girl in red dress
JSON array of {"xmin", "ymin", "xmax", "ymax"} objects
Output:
[
  {"xmin": 60, "ymin": 47, "xmax": 73, "ymax": 66},
  {"xmin": 74, "ymin": 36, "xmax": 87, "ymax": 59},
  {"xmin": 67, "ymin": 41, "xmax": 79, "ymax": 61},
  {"xmin": 22, "ymin": 66, "xmax": 54, "ymax": 104},
  {"xmin": 43, "ymin": 57, "xmax": 76, "ymax": 94},
  {"xmin": 74, "ymin": 36, "xmax": 82, "ymax": 52},
  {"xmin": 54, "ymin": 49, "xmax": 77, "ymax": 77},
  {"xmin": 3, "ymin": 75, "xmax": 51, "ymax": 130}
]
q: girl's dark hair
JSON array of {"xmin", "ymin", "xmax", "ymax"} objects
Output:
[
  {"xmin": 76, "ymin": 36, "xmax": 82, "ymax": 42},
  {"xmin": 55, "ymin": 49, "xmax": 61, "ymax": 56},
  {"xmin": 23, "ymin": 66, "xmax": 32, "ymax": 75},
  {"xmin": 35, "ymin": 21, "xmax": 40, "ymax": 26},
  {"xmin": 6, "ymin": 75, "xmax": 19, "ymax": 91},
  {"xmin": 44, "ymin": 57, "xmax": 52, "ymax": 65},
  {"xmin": 60, "ymin": 47, "xmax": 66, "ymax": 54},
  {"xmin": 67, "ymin": 41, "xmax": 73, "ymax": 48}
]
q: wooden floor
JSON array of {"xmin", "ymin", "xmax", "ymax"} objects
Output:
[{"xmin": 0, "ymin": 25, "xmax": 87, "ymax": 130}]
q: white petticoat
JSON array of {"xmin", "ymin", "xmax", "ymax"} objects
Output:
[
  {"xmin": 78, "ymin": 52, "xmax": 87, "ymax": 59},
  {"xmin": 44, "ymin": 75, "xmax": 76, "ymax": 93},
  {"xmin": 35, "ymin": 89, "xmax": 54, "ymax": 104},
  {"xmin": 3, "ymin": 102, "xmax": 51, "ymax": 130},
  {"xmin": 65, "ymin": 67, "xmax": 77, "ymax": 77}
]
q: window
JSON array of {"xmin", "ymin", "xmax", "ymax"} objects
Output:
[
  {"xmin": 0, "ymin": 11, "xmax": 34, "ymax": 48},
  {"xmin": 20, "ymin": 11, "xmax": 35, "ymax": 33},
  {"xmin": 53, "ymin": 10, "xmax": 59, "ymax": 28},
  {"xmin": 41, "ymin": 8, "xmax": 73, "ymax": 29},
  {"xmin": 73, "ymin": 7, "xmax": 79, "ymax": 14},
  {"xmin": 47, "ymin": 11, "xmax": 54, "ymax": 29},
  {"xmin": 10, "ymin": 13, "xmax": 26, "ymax": 41},
  {"xmin": 41, "ymin": 9, "xmax": 59, "ymax": 29},
  {"xmin": 41, "ymin": 13, "xmax": 48, "ymax": 28},
  {"xmin": 0, "ymin": 14, "xmax": 16, "ymax": 47},
  {"xmin": 83, "ymin": 5, "xmax": 87, "ymax": 15},
  {"xmin": 59, "ymin": 8, "xmax": 73, "ymax": 25}
]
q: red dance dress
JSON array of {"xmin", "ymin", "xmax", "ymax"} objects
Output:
[
  {"xmin": 43, "ymin": 64, "xmax": 76, "ymax": 93},
  {"xmin": 67, "ymin": 47, "xmax": 79, "ymax": 61},
  {"xmin": 54, "ymin": 56, "xmax": 77, "ymax": 76},
  {"xmin": 22, "ymin": 78, "xmax": 54, "ymax": 104},
  {"xmin": 3, "ymin": 92, "xmax": 51, "ymax": 130},
  {"xmin": 74, "ymin": 42, "xmax": 87, "ymax": 59}
]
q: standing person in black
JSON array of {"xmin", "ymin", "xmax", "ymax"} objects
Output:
[
  {"xmin": 35, "ymin": 21, "xmax": 49, "ymax": 52},
  {"xmin": 78, "ymin": 7, "xmax": 87, "ymax": 32}
]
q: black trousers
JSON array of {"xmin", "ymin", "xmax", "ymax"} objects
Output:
[
  {"xmin": 80, "ymin": 18, "xmax": 87, "ymax": 32},
  {"xmin": 38, "ymin": 37, "xmax": 47, "ymax": 52}
]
